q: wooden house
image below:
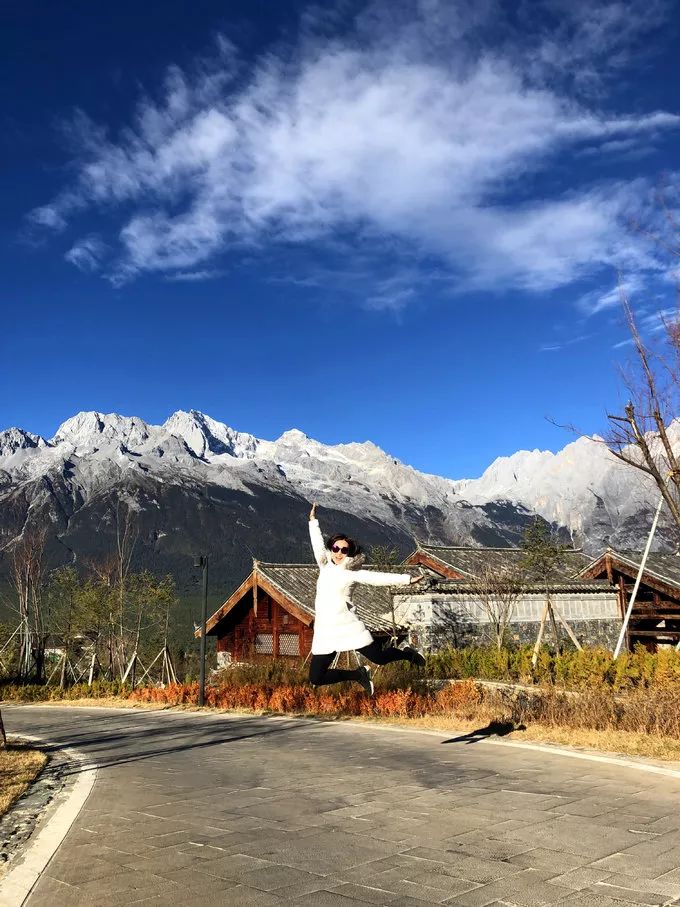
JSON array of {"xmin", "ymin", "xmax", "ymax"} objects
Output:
[
  {"xmin": 578, "ymin": 550, "xmax": 680, "ymax": 650},
  {"xmin": 201, "ymin": 561, "xmax": 415, "ymax": 664}
]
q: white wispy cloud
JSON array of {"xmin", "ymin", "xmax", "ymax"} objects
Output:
[
  {"xmin": 64, "ymin": 235, "xmax": 108, "ymax": 272},
  {"xmin": 577, "ymin": 274, "xmax": 649, "ymax": 317},
  {"xmin": 267, "ymin": 256, "xmax": 445, "ymax": 312},
  {"xmin": 610, "ymin": 303, "xmax": 677, "ymax": 348},
  {"xmin": 539, "ymin": 333, "xmax": 593, "ymax": 353},
  {"xmin": 638, "ymin": 306, "xmax": 679, "ymax": 335},
  {"xmin": 29, "ymin": 0, "xmax": 680, "ymax": 301},
  {"xmin": 524, "ymin": 0, "xmax": 673, "ymax": 94},
  {"xmin": 164, "ymin": 268, "xmax": 224, "ymax": 282}
]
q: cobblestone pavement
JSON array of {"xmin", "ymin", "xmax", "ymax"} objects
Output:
[{"xmin": 4, "ymin": 706, "xmax": 680, "ymax": 907}]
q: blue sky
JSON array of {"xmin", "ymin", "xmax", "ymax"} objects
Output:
[{"xmin": 2, "ymin": 0, "xmax": 679, "ymax": 479}]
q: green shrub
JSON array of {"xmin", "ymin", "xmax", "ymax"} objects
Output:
[
  {"xmin": 425, "ymin": 645, "xmax": 680, "ymax": 691},
  {"xmin": 212, "ymin": 659, "xmax": 308, "ymax": 688},
  {"xmin": 0, "ymin": 679, "xmax": 129, "ymax": 702}
]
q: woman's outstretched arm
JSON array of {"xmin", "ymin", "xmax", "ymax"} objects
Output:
[
  {"xmin": 352, "ymin": 569, "xmax": 424, "ymax": 588},
  {"xmin": 308, "ymin": 502, "xmax": 328, "ymax": 567}
]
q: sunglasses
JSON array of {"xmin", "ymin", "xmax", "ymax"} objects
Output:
[{"xmin": 331, "ymin": 544, "xmax": 350, "ymax": 554}]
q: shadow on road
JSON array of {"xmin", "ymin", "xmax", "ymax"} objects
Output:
[
  {"xmin": 5, "ymin": 706, "xmax": 528, "ymax": 789},
  {"xmin": 4, "ymin": 709, "xmax": 314, "ymax": 774},
  {"xmin": 441, "ymin": 720, "xmax": 526, "ymax": 745}
]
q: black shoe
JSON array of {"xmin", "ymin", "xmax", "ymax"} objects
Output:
[
  {"xmin": 401, "ymin": 646, "xmax": 426, "ymax": 667},
  {"xmin": 357, "ymin": 665, "xmax": 374, "ymax": 696}
]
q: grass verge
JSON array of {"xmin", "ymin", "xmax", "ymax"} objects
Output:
[
  {"xmin": 372, "ymin": 715, "xmax": 680, "ymax": 765},
  {"xmin": 0, "ymin": 745, "xmax": 47, "ymax": 818}
]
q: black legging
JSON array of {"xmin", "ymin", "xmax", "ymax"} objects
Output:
[{"xmin": 309, "ymin": 638, "xmax": 413, "ymax": 687}]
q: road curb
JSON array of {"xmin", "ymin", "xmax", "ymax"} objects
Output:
[{"xmin": 0, "ymin": 736, "xmax": 96, "ymax": 907}]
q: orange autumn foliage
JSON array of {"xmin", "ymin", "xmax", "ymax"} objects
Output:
[{"xmin": 126, "ymin": 677, "xmax": 485, "ymax": 722}]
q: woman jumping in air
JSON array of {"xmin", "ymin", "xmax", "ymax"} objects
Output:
[{"xmin": 308, "ymin": 502, "xmax": 426, "ymax": 695}]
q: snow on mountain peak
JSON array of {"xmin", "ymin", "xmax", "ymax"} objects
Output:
[
  {"xmin": 52, "ymin": 411, "xmax": 152, "ymax": 452},
  {"xmin": 457, "ymin": 428, "xmax": 669, "ymax": 542},
  {"xmin": 163, "ymin": 410, "xmax": 259, "ymax": 460},
  {"xmin": 271, "ymin": 432, "xmax": 388, "ymax": 467},
  {"xmin": 0, "ymin": 427, "xmax": 47, "ymax": 458},
  {"xmin": 338, "ymin": 439, "xmax": 386, "ymax": 458},
  {"xmin": 277, "ymin": 429, "xmax": 308, "ymax": 442}
]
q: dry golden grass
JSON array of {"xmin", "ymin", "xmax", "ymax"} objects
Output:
[
  {"xmin": 0, "ymin": 746, "xmax": 47, "ymax": 818},
  {"xmin": 515, "ymin": 724, "xmax": 680, "ymax": 765},
  {"xmin": 39, "ymin": 697, "xmax": 164, "ymax": 710},
  {"xmin": 365, "ymin": 714, "xmax": 680, "ymax": 765}
]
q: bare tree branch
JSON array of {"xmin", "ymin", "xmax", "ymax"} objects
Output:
[{"xmin": 466, "ymin": 563, "xmax": 525, "ymax": 651}]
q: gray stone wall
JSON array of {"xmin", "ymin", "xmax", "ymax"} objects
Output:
[
  {"xmin": 393, "ymin": 591, "xmax": 621, "ymax": 652},
  {"xmin": 457, "ymin": 618, "xmax": 620, "ymax": 650},
  {"xmin": 425, "ymin": 614, "xmax": 620, "ymax": 651}
]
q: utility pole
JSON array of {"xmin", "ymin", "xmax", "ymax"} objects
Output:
[{"xmin": 194, "ymin": 555, "xmax": 209, "ymax": 706}]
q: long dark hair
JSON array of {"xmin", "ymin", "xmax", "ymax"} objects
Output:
[{"xmin": 326, "ymin": 533, "xmax": 362, "ymax": 558}]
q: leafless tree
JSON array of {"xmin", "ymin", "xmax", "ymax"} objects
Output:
[
  {"xmin": 554, "ymin": 302, "xmax": 679, "ymax": 544},
  {"xmin": 554, "ymin": 193, "xmax": 680, "ymax": 543},
  {"xmin": 367, "ymin": 543, "xmax": 402, "ymax": 641},
  {"xmin": 467, "ymin": 563, "xmax": 525, "ymax": 651},
  {"xmin": 114, "ymin": 501, "xmax": 138, "ymax": 675},
  {"xmin": 9, "ymin": 528, "xmax": 47, "ymax": 680},
  {"xmin": 605, "ymin": 293, "xmax": 680, "ymax": 536},
  {"xmin": 599, "ymin": 194, "xmax": 680, "ymax": 536},
  {"xmin": 521, "ymin": 520, "xmax": 583, "ymax": 662},
  {"xmin": 82, "ymin": 501, "xmax": 138, "ymax": 679}
]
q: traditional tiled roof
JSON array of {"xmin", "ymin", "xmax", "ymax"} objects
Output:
[
  {"xmin": 408, "ymin": 545, "xmax": 593, "ymax": 581},
  {"xmin": 579, "ymin": 550, "xmax": 680, "ymax": 591},
  {"xmin": 398, "ymin": 578, "xmax": 616, "ymax": 595}
]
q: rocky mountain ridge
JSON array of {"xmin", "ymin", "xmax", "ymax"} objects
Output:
[{"xmin": 0, "ymin": 410, "xmax": 675, "ymax": 592}]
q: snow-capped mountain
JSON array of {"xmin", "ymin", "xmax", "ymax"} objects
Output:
[
  {"xmin": 0, "ymin": 410, "xmax": 674, "ymax": 591},
  {"xmin": 456, "ymin": 425, "xmax": 679, "ymax": 549}
]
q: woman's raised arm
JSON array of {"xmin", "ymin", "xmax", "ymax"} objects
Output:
[{"xmin": 308, "ymin": 502, "xmax": 327, "ymax": 567}]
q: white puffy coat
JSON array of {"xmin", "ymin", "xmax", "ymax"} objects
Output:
[{"xmin": 309, "ymin": 519, "xmax": 411, "ymax": 655}]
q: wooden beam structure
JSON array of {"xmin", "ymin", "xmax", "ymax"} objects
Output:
[
  {"xmin": 582, "ymin": 551, "xmax": 680, "ymax": 652},
  {"xmin": 403, "ymin": 550, "xmax": 467, "ymax": 579}
]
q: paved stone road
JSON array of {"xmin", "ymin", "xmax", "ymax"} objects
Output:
[{"xmin": 4, "ymin": 706, "xmax": 680, "ymax": 907}]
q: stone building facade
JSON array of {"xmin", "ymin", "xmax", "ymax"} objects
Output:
[{"xmin": 392, "ymin": 583, "xmax": 620, "ymax": 650}]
